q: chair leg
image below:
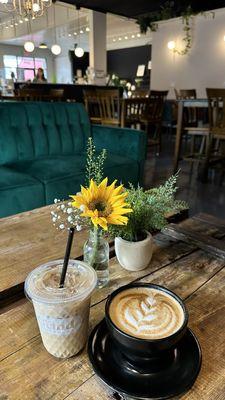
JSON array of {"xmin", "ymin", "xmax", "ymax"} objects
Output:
[{"xmin": 199, "ymin": 135, "xmax": 213, "ymax": 182}]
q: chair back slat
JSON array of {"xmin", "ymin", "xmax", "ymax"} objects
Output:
[
  {"xmin": 83, "ymin": 88, "xmax": 101, "ymax": 124},
  {"xmin": 96, "ymin": 89, "xmax": 120, "ymax": 126}
]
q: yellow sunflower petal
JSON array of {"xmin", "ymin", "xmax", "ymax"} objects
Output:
[{"xmin": 70, "ymin": 178, "xmax": 132, "ymax": 228}]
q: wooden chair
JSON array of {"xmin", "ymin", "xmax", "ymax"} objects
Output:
[
  {"xmin": 83, "ymin": 88, "xmax": 101, "ymax": 124},
  {"xmin": 96, "ymin": 89, "xmax": 121, "ymax": 126},
  {"xmin": 175, "ymin": 88, "xmax": 209, "ymax": 173},
  {"xmin": 48, "ymin": 89, "xmax": 64, "ymax": 101},
  {"xmin": 149, "ymin": 90, "xmax": 168, "ymax": 100},
  {"xmin": 178, "ymin": 89, "xmax": 197, "ymax": 99},
  {"xmin": 121, "ymin": 98, "xmax": 148, "ymax": 129},
  {"xmin": 201, "ymin": 88, "xmax": 225, "ymax": 182},
  {"xmin": 17, "ymin": 88, "xmax": 46, "ymax": 101},
  {"xmin": 140, "ymin": 96, "xmax": 165, "ymax": 154},
  {"xmin": 131, "ymin": 89, "xmax": 149, "ymax": 98}
]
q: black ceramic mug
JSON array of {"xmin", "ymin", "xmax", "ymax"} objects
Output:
[{"xmin": 105, "ymin": 283, "xmax": 189, "ymax": 372}]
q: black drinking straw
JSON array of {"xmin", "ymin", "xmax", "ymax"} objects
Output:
[{"xmin": 59, "ymin": 227, "xmax": 75, "ymax": 288}]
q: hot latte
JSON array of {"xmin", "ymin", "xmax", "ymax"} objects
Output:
[{"xmin": 109, "ymin": 287, "xmax": 184, "ymax": 340}]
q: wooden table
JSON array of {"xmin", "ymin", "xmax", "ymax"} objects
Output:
[
  {"xmin": 1, "ymin": 210, "xmax": 225, "ymax": 399},
  {"xmin": 173, "ymin": 99, "xmax": 209, "ymax": 174}
]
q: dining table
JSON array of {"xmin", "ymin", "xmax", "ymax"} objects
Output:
[{"xmin": 1, "ymin": 206, "xmax": 225, "ymax": 399}]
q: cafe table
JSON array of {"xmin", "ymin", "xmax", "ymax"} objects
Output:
[
  {"xmin": 1, "ymin": 206, "xmax": 225, "ymax": 399},
  {"xmin": 173, "ymin": 98, "xmax": 209, "ymax": 174}
]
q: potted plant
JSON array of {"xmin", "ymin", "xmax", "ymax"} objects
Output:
[{"xmin": 108, "ymin": 177, "xmax": 187, "ymax": 271}]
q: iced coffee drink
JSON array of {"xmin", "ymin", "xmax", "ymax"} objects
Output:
[{"xmin": 25, "ymin": 260, "xmax": 97, "ymax": 358}]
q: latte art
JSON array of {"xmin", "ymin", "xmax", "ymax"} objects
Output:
[{"xmin": 109, "ymin": 287, "xmax": 184, "ymax": 339}]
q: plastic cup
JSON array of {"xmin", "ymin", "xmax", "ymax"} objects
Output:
[{"xmin": 25, "ymin": 259, "xmax": 97, "ymax": 358}]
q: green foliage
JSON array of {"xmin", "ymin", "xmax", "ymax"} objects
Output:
[
  {"xmin": 108, "ymin": 173, "xmax": 188, "ymax": 242},
  {"xmin": 137, "ymin": 4, "xmax": 215, "ymax": 56},
  {"xmin": 85, "ymin": 137, "xmax": 107, "ymax": 185}
]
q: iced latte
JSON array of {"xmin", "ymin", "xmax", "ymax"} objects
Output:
[{"xmin": 25, "ymin": 260, "xmax": 97, "ymax": 358}]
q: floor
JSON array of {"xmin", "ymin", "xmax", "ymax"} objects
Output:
[{"xmin": 143, "ymin": 133, "xmax": 225, "ymax": 219}]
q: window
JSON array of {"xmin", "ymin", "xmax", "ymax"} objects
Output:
[{"xmin": 3, "ymin": 55, "xmax": 47, "ymax": 81}]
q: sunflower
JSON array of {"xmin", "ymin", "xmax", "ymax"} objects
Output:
[{"xmin": 70, "ymin": 178, "xmax": 132, "ymax": 230}]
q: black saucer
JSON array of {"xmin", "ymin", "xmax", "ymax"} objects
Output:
[{"xmin": 88, "ymin": 319, "xmax": 202, "ymax": 400}]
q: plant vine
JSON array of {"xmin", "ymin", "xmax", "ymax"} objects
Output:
[{"xmin": 137, "ymin": 2, "xmax": 215, "ymax": 56}]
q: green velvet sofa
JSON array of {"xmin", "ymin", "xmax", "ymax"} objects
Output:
[{"xmin": 0, "ymin": 102, "xmax": 147, "ymax": 218}]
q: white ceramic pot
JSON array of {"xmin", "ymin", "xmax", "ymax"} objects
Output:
[{"xmin": 115, "ymin": 232, "xmax": 153, "ymax": 271}]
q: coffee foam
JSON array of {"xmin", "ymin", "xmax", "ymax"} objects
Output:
[{"xmin": 109, "ymin": 287, "xmax": 184, "ymax": 339}]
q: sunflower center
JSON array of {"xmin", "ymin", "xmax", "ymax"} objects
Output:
[{"xmin": 89, "ymin": 200, "xmax": 112, "ymax": 217}]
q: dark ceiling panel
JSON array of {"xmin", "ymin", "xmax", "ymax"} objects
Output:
[{"xmin": 62, "ymin": 0, "xmax": 225, "ymax": 18}]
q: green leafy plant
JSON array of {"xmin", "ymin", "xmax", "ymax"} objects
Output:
[
  {"xmin": 85, "ymin": 137, "xmax": 107, "ymax": 185},
  {"xmin": 137, "ymin": 3, "xmax": 215, "ymax": 56},
  {"xmin": 108, "ymin": 173, "xmax": 188, "ymax": 242}
]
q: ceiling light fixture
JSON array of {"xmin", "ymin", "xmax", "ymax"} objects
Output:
[
  {"xmin": 39, "ymin": 42, "xmax": 47, "ymax": 48},
  {"xmin": 51, "ymin": 3, "xmax": 61, "ymax": 56},
  {"xmin": 51, "ymin": 44, "xmax": 61, "ymax": 55},
  {"xmin": 85, "ymin": 26, "xmax": 90, "ymax": 32},
  {"xmin": 24, "ymin": 40, "xmax": 35, "ymax": 52},
  {"xmin": 0, "ymin": 0, "xmax": 52, "ymax": 19},
  {"xmin": 74, "ymin": 7, "xmax": 84, "ymax": 58},
  {"xmin": 137, "ymin": 33, "xmax": 141, "ymax": 37},
  {"xmin": 74, "ymin": 44, "xmax": 84, "ymax": 58}
]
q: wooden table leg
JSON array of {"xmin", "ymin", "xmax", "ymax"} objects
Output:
[
  {"xmin": 173, "ymin": 100, "xmax": 183, "ymax": 173},
  {"xmin": 198, "ymin": 133, "xmax": 213, "ymax": 182}
]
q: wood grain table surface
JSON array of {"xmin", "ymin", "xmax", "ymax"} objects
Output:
[{"xmin": 1, "ymin": 209, "xmax": 225, "ymax": 399}]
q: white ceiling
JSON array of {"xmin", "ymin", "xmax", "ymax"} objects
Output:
[{"xmin": 0, "ymin": 2, "xmax": 152, "ymax": 51}]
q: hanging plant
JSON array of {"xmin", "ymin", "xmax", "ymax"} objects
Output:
[{"xmin": 137, "ymin": 3, "xmax": 215, "ymax": 55}]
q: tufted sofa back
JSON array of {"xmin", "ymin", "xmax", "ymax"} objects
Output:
[{"xmin": 0, "ymin": 101, "xmax": 91, "ymax": 166}]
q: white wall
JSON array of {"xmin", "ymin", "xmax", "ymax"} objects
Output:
[
  {"xmin": 0, "ymin": 43, "xmax": 55, "ymax": 82},
  {"xmin": 151, "ymin": 8, "xmax": 225, "ymax": 98}
]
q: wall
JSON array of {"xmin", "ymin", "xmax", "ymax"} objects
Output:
[
  {"xmin": 64, "ymin": 45, "xmax": 151, "ymax": 85},
  {"xmin": 151, "ymin": 8, "xmax": 225, "ymax": 98},
  {"xmin": 0, "ymin": 43, "xmax": 55, "ymax": 82}
]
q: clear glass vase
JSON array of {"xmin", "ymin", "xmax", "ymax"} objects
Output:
[{"xmin": 83, "ymin": 228, "xmax": 109, "ymax": 288}]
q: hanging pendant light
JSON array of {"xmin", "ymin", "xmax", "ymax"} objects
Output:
[
  {"xmin": 51, "ymin": 3, "xmax": 61, "ymax": 55},
  {"xmin": 74, "ymin": 44, "xmax": 84, "ymax": 58},
  {"xmin": 24, "ymin": 40, "xmax": 35, "ymax": 52},
  {"xmin": 74, "ymin": 6, "xmax": 84, "ymax": 58},
  {"xmin": 24, "ymin": 18, "xmax": 34, "ymax": 52}
]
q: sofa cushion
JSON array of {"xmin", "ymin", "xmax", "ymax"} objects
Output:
[
  {"xmin": 11, "ymin": 152, "xmax": 138, "ymax": 204},
  {"xmin": 0, "ymin": 102, "xmax": 90, "ymax": 166},
  {"xmin": 11, "ymin": 155, "xmax": 87, "ymax": 204},
  {"xmin": 0, "ymin": 167, "xmax": 45, "ymax": 218}
]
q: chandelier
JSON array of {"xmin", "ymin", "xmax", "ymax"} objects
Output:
[{"xmin": 0, "ymin": 0, "xmax": 52, "ymax": 19}]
